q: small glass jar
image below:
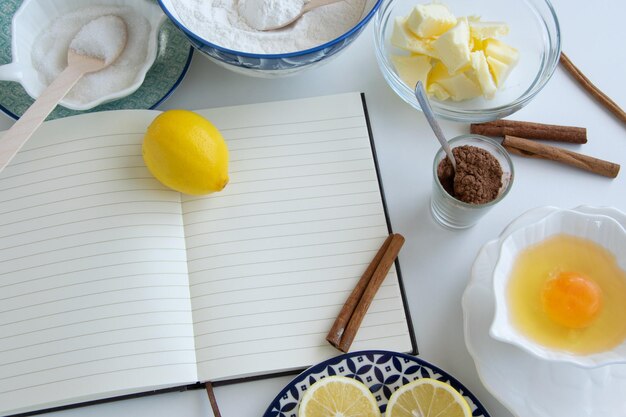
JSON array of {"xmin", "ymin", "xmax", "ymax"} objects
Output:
[{"xmin": 431, "ymin": 135, "xmax": 514, "ymax": 229}]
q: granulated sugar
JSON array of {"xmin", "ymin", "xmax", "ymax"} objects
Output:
[
  {"xmin": 31, "ymin": 6, "xmax": 150, "ymax": 105},
  {"xmin": 69, "ymin": 15, "xmax": 127, "ymax": 65},
  {"xmin": 170, "ymin": 0, "xmax": 367, "ymax": 54}
]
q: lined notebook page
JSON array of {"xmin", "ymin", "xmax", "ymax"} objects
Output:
[
  {"xmin": 183, "ymin": 93, "xmax": 412, "ymax": 381},
  {"xmin": 0, "ymin": 112, "xmax": 197, "ymax": 416}
]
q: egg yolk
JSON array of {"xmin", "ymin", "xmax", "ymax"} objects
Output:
[{"xmin": 541, "ymin": 271, "xmax": 603, "ymax": 329}]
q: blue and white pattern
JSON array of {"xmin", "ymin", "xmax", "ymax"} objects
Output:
[
  {"xmin": 263, "ymin": 350, "xmax": 491, "ymax": 417},
  {"xmin": 182, "ymin": 30, "xmax": 359, "ymax": 73},
  {"xmin": 158, "ymin": 0, "xmax": 381, "ymax": 76}
]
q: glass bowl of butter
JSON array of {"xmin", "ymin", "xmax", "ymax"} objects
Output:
[{"xmin": 374, "ymin": 0, "xmax": 561, "ymax": 122}]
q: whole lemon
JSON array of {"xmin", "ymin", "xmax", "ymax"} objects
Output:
[{"xmin": 142, "ymin": 110, "xmax": 229, "ymax": 195}]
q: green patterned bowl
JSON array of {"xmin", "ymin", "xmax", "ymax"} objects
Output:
[{"xmin": 0, "ymin": 0, "xmax": 193, "ymax": 120}]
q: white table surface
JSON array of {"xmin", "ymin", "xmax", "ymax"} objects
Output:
[{"xmin": 1, "ymin": 0, "xmax": 625, "ymax": 416}]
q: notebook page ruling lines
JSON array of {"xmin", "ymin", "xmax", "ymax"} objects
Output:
[
  {"xmin": 182, "ymin": 94, "xmax": 411, "ymax": 381},
  {"xmin": 0, "ymin": 111, "xmax": 197, "ymax": 415}
]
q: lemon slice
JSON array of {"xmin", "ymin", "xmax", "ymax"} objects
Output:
[
  {"xmin": 385, "ymin": 378, "xmax": 472, "ymax": 417},
  {"xmin": 298, "ymin": 375, "xmax": 380, "ymax": 417}
]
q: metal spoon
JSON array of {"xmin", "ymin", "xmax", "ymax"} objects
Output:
[
  {"xmin": 415, "ymin": 81, "xmax": 456, "ymax": 171},
  {"xmin": 261, "ymin": 0, "xmax": 344, "ymax": 31},
  {"xmin": 0, "ymin": 16, "xmax": 127, "ymax": 174}
]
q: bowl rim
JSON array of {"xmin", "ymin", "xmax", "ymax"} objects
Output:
[
  {"xmin": 373, "ymin": 0, "xmax": 562, "ymax": 122},
  {"xmin": 157, "ymin": 0, "xmax": 383, "ymax": 59},
  {"xmin": 488, "ymin": 209, "xmax": 626, "ymax": 368}
]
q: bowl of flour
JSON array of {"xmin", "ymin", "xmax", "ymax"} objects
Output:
[{"xmin": 158, "ymin": 0, "xmax": 382, "ymax": 76}]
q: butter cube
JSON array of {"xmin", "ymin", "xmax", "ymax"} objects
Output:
[
  {"xmin": 391, "ymin": 17, "xmax": 436, "ymax": 56},
  {"xmin": 438, "ymin": 73, "xmax": 481, "ymax": 101},
  {"xmin": 428, "ymin": 83, "xmax": 451, "ymax": 101},
  {"xmin": 427, "ymin": 61, "xmax": 451, "ymax": 84},
  {"xmin": 483, "ymin": 38, "xmax": 519, "ymax": 86},
  {"xmin": 469, "ymin": 21, "xmax": 509, "ymax": 39},
  {"xmin": 391, "ymin": 54, "xmax": 432, "ymax": 89},
  {"xmin": 432, "ymin": 17, "xmax": 471, "ymax": 74},
  {"xmin": 470, "ymin": 35, "xmax": 485, "ymax": 52},
  {"xmin": 470, "ymin": 51, "xmax": 497, "ymax": 98},
  {"xmin": 486, "ymin": 56, "xmax": 514, "ymax": 87},
  {"xmin": 484, "ymin": 38, "xmax": 519, "ymax": 65},
  {"xmin": 427, "ymin": 61, "xmax": 481, "ymax": 101},
  {"xmin": 405, "ymin": 3, "xmax": 457, "ymax": 38},
  {"xmin": 426, "ymin": 62, "xmax": 449, "ymax": 99}
]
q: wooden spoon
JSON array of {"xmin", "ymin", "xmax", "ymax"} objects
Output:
[
  {"xmin": 0, "ymin": 15, "xmax": 127, "ymax": 174},
  {"xmin": 261, "ymin": 0, "xmax": 345, "ymax": 30}
]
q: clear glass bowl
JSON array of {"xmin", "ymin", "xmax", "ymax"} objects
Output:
[{"xmin": 374, "ymin": 0, "xmax": 561, "ymax": 122}]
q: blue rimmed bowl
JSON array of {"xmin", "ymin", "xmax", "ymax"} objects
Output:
[{"xmin": 158, "ymin": 0, "xmax": 382, "ymax": 77}]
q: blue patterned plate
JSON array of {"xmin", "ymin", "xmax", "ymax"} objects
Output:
[
  {"xmin": 263, "ymin": 350, "xmax": 491, "ymax": 417},
  {"xmin": 0, "ymin": 0, "xmax": 193, "ymax": 121}
]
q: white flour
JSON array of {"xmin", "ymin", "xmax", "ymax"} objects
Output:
[
  {"xmin": 31, "ymin": 6, "xmax": 150, "ymax": 105},
  {"xmin": 170, "ymin": 0, "xmax": 367, "ymax": 54},
  {"xmin": 238, "ymin": 0, "xmax": 304, "ymax": 31}
]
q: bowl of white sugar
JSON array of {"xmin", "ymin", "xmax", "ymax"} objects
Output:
[
  {"xmin": 158, "ymin": 0, "xmax": 382, "ymax": 76},
  {"xmin": 0, "ymin": 0, "xmax": 165, "ymax": 110}
]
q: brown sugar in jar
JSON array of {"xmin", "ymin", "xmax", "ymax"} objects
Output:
[{"xmin": 437, "ymin": 145, "xmax": 503, "ymax": 204}]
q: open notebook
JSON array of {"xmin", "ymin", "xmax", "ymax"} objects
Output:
[{"xmin": 0, "ymin": 92, "xmax": 416, "ymax": 416}]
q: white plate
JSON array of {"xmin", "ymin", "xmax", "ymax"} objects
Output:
[{"xmin": 462, "ymin": 206, "xmax": 626, "ymax": 417}]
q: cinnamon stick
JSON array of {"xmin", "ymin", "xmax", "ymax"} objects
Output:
[
  {"xmin": 205, "ymin": 382, "xmax": 222, "ymax": 417},
  {"xmin": 334, "ymin": 233, "xmax": 405, "ymax": 353},
  {"xmin": 560, "ymin": 52, "xmax": 626, "ymax": 125},
  {"xmin": 326, "ymin": 234, "xmax": 394, "ymax": 349},
  {"xmin": 502, "ymin": 135, "xmax": 620, "ymax": 178},
  {"xmin": 471, "ymin": 120, "xmax": 587, "ymax": 144}
]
